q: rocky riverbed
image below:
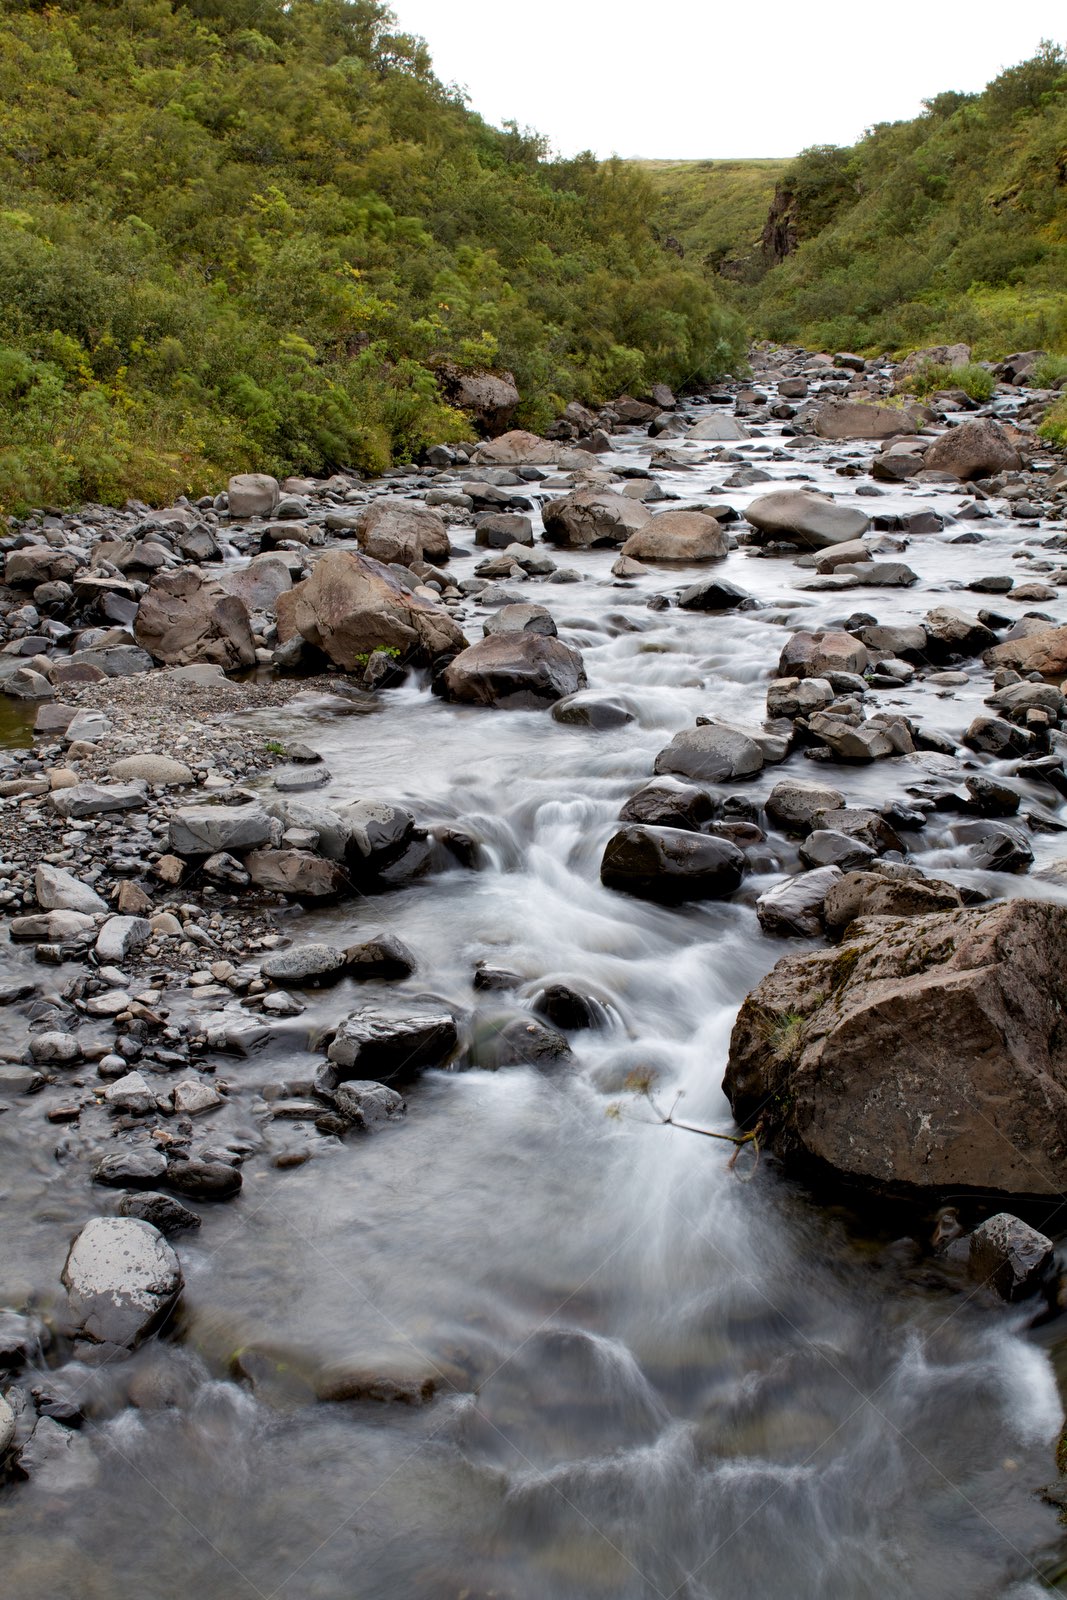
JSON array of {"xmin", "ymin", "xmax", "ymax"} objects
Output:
[{"xmin": 3, "ymin": 346, "xmax": 1067, "ymax": 1598}]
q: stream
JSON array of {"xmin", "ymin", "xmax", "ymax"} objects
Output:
[{"xmin": 2, "ymin": 382, "xmax": 1067, "ymax": 1598}]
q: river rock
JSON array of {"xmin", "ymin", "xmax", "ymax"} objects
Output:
[
  {"xmin": 440, "ymin": 633, "xmax": 586, "ymax": 708},
  {"xmin": 134, "ymin": 568, "xmax": 256, "ymax": 670},
  {"xmin": 326, "ymin": 1005, "xmax": 458, "ymax": 1083},
  {"xmin": 357, "ymin": 500, "xmax": 450, "ymax": 565},
  {"xmin": 620, "ymin": 511, "xmax": 728, "ymax": 562},
  {"xmin": 104, "ymin": 1072, "xmax": 158, "ymax": 1115},
  {"xmin": 472, "ymin": 428, "xmax": 557, "ymax": 466},
  {"xmin": 332, "ymin": 1080, "xmax": 406, "ymax": 1129},
  {"xmin": 923, "ymin": 606, "xmax": 997, "ymax": 659},
  {"xmin": 95, "ymin": 915, "xmax": 151, "ymax": 963},
  {"xmin": 164, "ymin": 1159, "xmax": 242, "ymax": 1200},
  {"xmin": 985, "ymin": 625, "xmax": 1067, "ymax": 678},
  {"xmin": 63, "ymin": 1217, "xmax": 182, "ymax": 1347},
  {"xmin": 542, "ymin": 490, "xmax": 652, "ymax": 548},
  {"xmin": 50, "ymin": 780, "xmax": 147, "ymax": 818},
  {"xmin": 482, "ymin": 602, "xmax": 557, "ymax": 638},
  {"xmin": 34, "ymin": 864, "xmax": 107, "ymax": 915},
  {"xmin": 654, "ymin": 722, "xmax": 764, "ymax": 782},
  {"xmin": 244, "ymin": 848, "xmax": 347, "ymax": 898},
  {"xmin": 228, "ymin": 473, "xmax": 279, "ymax": 517},
  {"xmin": 822, "ymin": 871, "xmax": 963, "ymax": 933},
  {"xmin": 118, "ymin": 1191, "xmax": 202, "ymax": 1237},
  {"xmin": 677, "ymin": 577, "xmax": 752, "ymax": 611},
  {"xmin": 686, "ymin": 414, "xmax": 749, "ymax": 441},
  {"xmin": 551, "ymin": 690, "xmax": 634, "ymax": 728},
  {"xmin": 109, "ymin": 754, "xmax": 193, "ymax": 787},
  {"xmin": 275, "ymin": 550, "xmax": 466, "ymax": 669},
  {"xmin": 764, "ymin": 779, "xmax": 846, "ymax": 834},
  {"xmin": 600, "ymin": 825, "xmax": 745, "ymax": 904},
  {"xmin": 343, "ymin": 935, "xmax": 417, "ymax": 978},
  {"xmin": 0, "ymin": 1391, "xmax": 14, "ymax": 1455},
  {"xmin": 93, "ymin": 1148, "xmax": 169, "ymax": 1187},
  {"xmin": 921, "ymin": 419, "xmax": 1022, "ymax": 480},
  {"xmin": 260, "ymin": 944, "xmax": 347, "ymax": 986},
  {"xmin": 619, "ymin": 777, "xmax": 717, "ymax": 830},
  {"xmin": 805, "ymin": 712, "xmax": 913, "ymax": 761},
  {"xmin": 745, "ymin": 490, "xmax": 869, "ymax": 549},
  {"xmin": 169, "ymin": 800, "xmax": 274, "ymax": 856},
  {"xmin": 756, "ymin": 866, "xmax": 843, "ymax": 937},
  {"xmin": 968, "ymin": 1213, "xmax": 1055, "ymax": 1301},
  {"xmin": 725, "ymin": 898, "xmax": 1067, "ymax": 1197},
  {"xmin": 16, "ymin": 1416, "xmax": 98, "ymax": 1490},
  {"xmin": 814, "ymin": 401, "xmax": 923, "ymax": 440}
]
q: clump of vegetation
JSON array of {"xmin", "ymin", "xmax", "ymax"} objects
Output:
[
  {"xmin": 1034, "ymin": 353, "xmax": 1067, "ymax": 388},
  {"xmin": 901, "ymin": 361, "xmax": 997, "ymax": 401},
  {"xmin": 0, "ymin": 0, "xmax": 745, "ymax": 512}
]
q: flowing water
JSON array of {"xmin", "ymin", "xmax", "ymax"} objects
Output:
[{"xmin": 3, "ymin": 390, "xmax": 1067, "ymax": 1598}]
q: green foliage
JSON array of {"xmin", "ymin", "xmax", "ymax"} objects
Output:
[
  {"xmin": 636, "ymin": 158, "xmax": 788, "ymax": 270},
  {"xmin": 736, "ymin": 41, "xmax": 1067, "ymax": 356},
  {"xmin": 901, "ymin": 361, "xmax": 996, "ymax": 401},
  {"xmin": 1035, "ymin": 353, "xmax": 1067, "ymax": 387},
  {"xmin": 0, "ymin": 0, "xmax": 744, "ymax": 511}
]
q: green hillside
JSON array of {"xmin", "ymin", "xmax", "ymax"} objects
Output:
[
  {"xmin": 637, "ymin": 159, "xmax": 788, "ymax": 273},
  {"xmin": 0, "ymin": 0, "xmax": 745, "ymax": 511}
]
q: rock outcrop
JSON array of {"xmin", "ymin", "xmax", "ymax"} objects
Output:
[{"xmin": 134, "ymin": 568, "xmax": 256, "ymax": 670}]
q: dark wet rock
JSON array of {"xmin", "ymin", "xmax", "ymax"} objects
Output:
[
  {"xmin": 164, "ymin": 1159, "xmax": 243, "ymax": 1200},
  {"xmin": 63, "ymin": 1217, "xmax": 182, "ymax": 1348},
  {"xmin": 467, "ymin": 1012, "xmax": 572, "ymax": 1069},
  {"xmin": 756, "ymin": 866, "xmax": 842, "ymax": 937},
  {"xmin": 798, "ymin": 830, "xmax": 876, "ymax": 871},
  {"xmin": 922, "ymin": 606, "xmax": 997, "ymax": 660},
  {"xmin": 725, "ymin": 899, "xmax": 1067, "ymax": 1197},
  {"xmin": 600, "ymin": 825, "xmax": 746, "ymax": 904},
  {"xmin": 118, "ymin": 1191, "xmax": 202, "ymax": 1237},
  {"xmin": 677, "ymin": 577, "xmax": 754, "ymax": 611},
  {"xmin": 343, "ymin": 935, "xmax": 417, "ymax": 979},
  {"xmin": 530, "ymin": 983, "xmax": 607, "ymax": 1031},
  {"xmin": 472, "ymin": 963, "xmax": 523, "ymax": 992},
  {"xmin": 474, "ymin": 513, "xmax": 534, "ymax": 548},
  {"xmin": 551, "ymin": 691, "xmax": 634, "ymax": 728},
  {"xmin": 968, "ymin": 1213, "xmax": 1055, "ymax": 1301},
  {"xmin": 439, "ymin": 633, "xmax": 586, "ymax": 708},
  {"xmin": 955, "ymin": 820, "xmax": 1034, "ymax": 873},
  {"xmin": 325, "ymin": 1006, "xmax": 458, "ymax": 1084},
  {"xmin": 654, "ymin": 722, "xmax": 764, "ymax": 783},
  {"xmin": 92, "ymin": 1149, "xmax": 169, "ymax": 1188},
  {"xmin": 0, "ymin": 1310, "xmax": 44, "ymax": 1371},
  {"xmin": 332, "ymin": 1080, "xmax": 406, "ymax": 1129},
  {"xmin": 619, "ymin": 777, "xmax": 716, "ymax": 831},
  {"xmin": 15, "ymin": 1415, "xmax": 98, "ymax": 1489},
  {"xmin": 963, "ymin": 715, "xmax": 1031, "ymax": 758}
]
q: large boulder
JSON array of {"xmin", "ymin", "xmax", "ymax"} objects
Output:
[
  {"xmin": 439, "ymin": 633, "xmax": 586, "ymax": 707},
  {"xmin": 473, "ymin": 429, "xmax": 558, "ymax": 466},
  {"xmin": 227, "ymin": 473, "xmax": 279, "ymax": 518},
  {"xmin": 654, "ymin": 722, "xmax": 764, "ymax": 782},
  {"xmin": 985, "ymin": 625, "xmax": 1067, "ymax": 678},
  {"xmin": 724, "ymin": 899, "xmax": 1067, "ymax": 1198},
  {"xmin": 686, "ymin": 414, "xmax": 749, "ymax": 441},
  {"xmin": 744, "ymin": 490, "xmax": 869, "ymax": 549},
  {"xmin": 600, "ymin": 825, "xmax": 745, "ymax": 903},
  {"xmin": 922, "ymin": 606, "xmax": 996, "ymax": 660},
  {"xmin": 218, "ymin": 555, "xmax": 293, "ymax": 614},
  {"xmin": 62, "ymin": 1217, "xmax": 182, "ymax": 1348},
  {"xmin": 357, "ymin": 501, "xmax": 450, "ymax": 565},
  {"xmin": 778, "ymin": 630, "xmax": 868, "ymax": 679},
  {"xmin": 275, "ymin": 550, "xmax": 466, "ymax": 669},
  {"xmin": 169, "ymin": 800, "xmax": 274, "ymax": 856},
  {"xmin": 621, "ymin": 511, "xmax": 728, "ymax": 563},
  {"xmin": 438, "ymin": 367, "xmax": 520, "ymax": 435},
  {"xmin": 921, "ymin": 419, "xmax": 1022, "ymax": 480},
  {"xmin": 542, "ymin": 490, "xmax": 652, "ymax": 549},
  {"xmin": 896, "ymin": 342, "xmax": 971, "ymax": 378},
  {"xmin": 813, "ymin": 401, "xmax": 924, "ymax": 440},
  {"xmin": 134, "ymin": 568, "xmax": 256, "ymax": 670},
  {"xmin": 325, "ymin": 1005, "xmax": 458, "ymax": 1084}
]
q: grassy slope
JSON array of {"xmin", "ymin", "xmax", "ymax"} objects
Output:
[
  {"xmin": 0, "ymin": 0, "xmax": 745, "ymax": 511},
  {"xmin": 636, "ymin": 159, "xmax": 788, "ymax": 268}
]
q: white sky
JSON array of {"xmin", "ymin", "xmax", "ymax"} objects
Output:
[{"xmin": 390, "ymin": 0, "xmax": 1065, "ymax": 159}]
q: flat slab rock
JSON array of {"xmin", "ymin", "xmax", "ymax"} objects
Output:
[{"xmin": 62, "ymin": 1216, "xmax": 182, "ymax": 1348}]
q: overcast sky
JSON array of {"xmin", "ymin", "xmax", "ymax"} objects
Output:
[{"xmin": 390, "ymin": 1, "xmax": 1064, "ymax": 159}]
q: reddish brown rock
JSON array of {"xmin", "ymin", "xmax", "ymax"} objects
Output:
[{"xmin": 275, "ymin": 550, "xmax": 466, "ymax": 670}]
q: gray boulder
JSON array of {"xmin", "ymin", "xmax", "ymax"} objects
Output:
[
  {"xmin": 600, "ymin": 825, "xmax": 746, "ymax": 904},
  {"xmin": 440, "ymin": 633, "xmax": 586, "ymax": 708},
  {"xmin": 745, "ymin": 490, "xmax": 869, "ymax": 549},
  {"xmin": 62, "ymin": 1217, "xmax": 182, "ymax": 1347},
  {"xmin": 169, "ymin": 800, "xmax": 274, "ymax": 856},
  {"xmin": 654, "ymin": 722, "xmax": 764, "ymax": 783}
]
